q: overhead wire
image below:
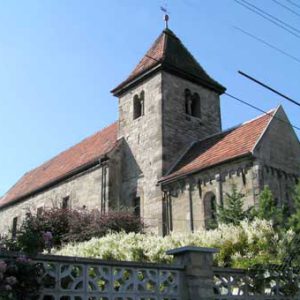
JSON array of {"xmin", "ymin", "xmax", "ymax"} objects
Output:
[
  {"xmin": 233, "ymin": 26, "xmax": 300, "ymax": 64},
  {"xmin": 237, "ymin": 0, "xmax": 300, "ymax": 33},
  {"xmin": 224, "ymin": 92, "xmax": 300, "ymax": 131},
  {"xmin": 272, "ymin": 0, "xmax": 300, "ymax": 17},
  {"xmin": 234, "ymin": 0, "xmax": 300, "ymax": 38},
  {"xmin": 144, "ymin": 53, "xmax": 300, "ymax": 131},
  {"xmin": 238, "ymin": 70, "xmax": 300, "ymax": 108},
  {"xmin": 286, "ymin": 0, "xmax": 300, "ymax": 10}
]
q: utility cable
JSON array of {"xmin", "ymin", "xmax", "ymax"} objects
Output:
[
  {"xmin": 224, "ymin": 92, "xmax": 300, "ymax": 131},
  {"xmin": 272, "ymin": 0, "xmax": 300, "ymax": 17},
  {"xmin": 144, "ymin": 53, "xmax": 300, "ymax": 131},
  {"xmin": 238, "ymin": 70, "xmax": 300, "ymax": 108},
  {"xmin": 234, "ymin": 0, "xmax": 300, "ymax": 38},
  {"xmin": 238, "ymin": 0, "xmax": 300, "ymax": 34},
  {"xmin": 286, "ymin": 0, "xmax": 300, "ymax": 10},
  {"xmin": 233, "ymin": 26, "xmax": 300, "ymax": 64}
]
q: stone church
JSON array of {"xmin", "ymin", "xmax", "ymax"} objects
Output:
[{"xmin": 1, "ymin": 28, "xmax": 299, "ymax": 235}]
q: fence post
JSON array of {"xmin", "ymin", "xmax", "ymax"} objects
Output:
[{"xmin": 167, "ymin": 246, "xmax": 218, "ymax": 300}]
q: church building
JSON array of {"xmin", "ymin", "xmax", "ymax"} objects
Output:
[{"xmin": 0, "ymin": 27, "xmax": 299, "ymax": 235}]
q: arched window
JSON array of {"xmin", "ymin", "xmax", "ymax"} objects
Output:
[
  {"xmin": 185, "ymin": 89, "xmax": 192, "ymax": 115},
  {"xmin": 184, "ymin": 89, "xmax": 201, "ymax": 118},
  {"xmin": 133, "ymin": 91, "xmax": 145, "ymax": 120},
  {"xmin": 191, "ymin": 93, "xmax": 201, "ymax": 118},
  {"xmin": 203, "ymin": 192, "xmax": 217, "ymax": 229}
]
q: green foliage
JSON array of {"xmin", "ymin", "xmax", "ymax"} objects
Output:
[
  {"xmin": 280, "ymin": 182, "xmax": 300, "ymax": 267},
  {"xmin": 288, "ymin": 182, "xmax": 300, "ymax": 234},
  {"xmin": 0, "ymin": 256, "xmax": 43, "ymax": 300},
  {"xmin": 12, "ymin": 209, "xmax": 70, "ymax": 255},
  {"xmin": 64, "ymin": 210, "xmax": 144, "ymax": 242},
  {"xmin": 217, "ymin": 185, "xmax": 248, "ymax": 225},
  {"xmin": 3, "ymin": 208, "xmax": 144, "ymax": 255},
  {"xmin": 253, "ymin": 186, "xmax": 284, "ymax": 227},
  {"xmin": 54, "ymin": 219, "xmax": 282, "ymax": 269}
]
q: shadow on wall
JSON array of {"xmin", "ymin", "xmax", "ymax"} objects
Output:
[{"xmin": 119, "ymin": 139, "xmax": 143, "ymax": 211}]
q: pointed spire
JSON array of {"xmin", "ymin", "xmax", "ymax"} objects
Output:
[{"xmin": 112, "ymin": 29, "xmax": 226, "ymax": 96}]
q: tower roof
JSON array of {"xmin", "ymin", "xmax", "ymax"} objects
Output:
[{"xmin": 112, "ymin": 29, "xmax": 226, "ymax": 96}]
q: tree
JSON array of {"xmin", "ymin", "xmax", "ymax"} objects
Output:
[
  {"xmin": 218, "ymin": 185, "xmax": 247, "ymax": 225},
  {"xmin": 254, "ymin": 186, "xmax": 283, "ymax": 227},
  {"xmin": 288, "ymin": 182, "xmax": 300, "ymax": 233}
]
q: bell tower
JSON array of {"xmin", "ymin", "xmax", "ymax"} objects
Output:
[{"xmin": 111, "ymin": 27, "xmax": 225, "ymax": 233}]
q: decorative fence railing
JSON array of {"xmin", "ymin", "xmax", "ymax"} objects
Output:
[
  {"xmin": 37, "ymin": 255, "xmax": 183, "ymax": 300},
  {"xmin": 213, "ymin": 267, "xmax": 300, "ymax": 300},
  {"xmin": 1, "ymin": 247, "xmax": 300, "ymax": 300}
]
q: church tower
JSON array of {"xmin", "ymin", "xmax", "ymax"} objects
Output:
[{"xmin": 111, "ymin": 27, "xmax": 225, "ymax": 233}]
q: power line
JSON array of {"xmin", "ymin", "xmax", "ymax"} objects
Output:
[
  {"xmin": 224, "ymin": 92, "xmax": 300, "ymax": 131},
  {"xmin": 273, "ymin": 0, "xmax": 300, "ymax": 17},
  {"xmin": 239, "ymin": 0, "xmax": 300, "ymax": 34},
  {"xmin": 144, "ymin": 53, "xmax": 300, "ymax": 130},
  {"xmin": 234, "ymin": 0, "xmax": 300, "ymax": 38},
  {"xmin": 233, "ymin": 26, "xmax": 300, "ymax": 64},
  {"xmin": 286, "ymin": 0, "xmax": 300, "ymax": 10},
  {"xmin": 238, "ymin": 70, "xmax": 300, "ymax": 108}
]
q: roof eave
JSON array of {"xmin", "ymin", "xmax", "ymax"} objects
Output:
[
  {"xmin": 0, "ymin": 143, "xmax": 119, "ymax": 211},
  {"xmin": 111, "ymin": 62, "xmax": 226, "ymax": 98},
  {"xmin": 111, "ymin": 63, "xmax": 162, "ymax": 97},
  {"xmin": 158, "ymin": 152, "xmax": 253, "ymax": 185}
]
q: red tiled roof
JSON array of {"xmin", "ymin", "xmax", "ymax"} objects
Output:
[
  {"xmin": 161, "ymin": 110, "xmax": 275, "ymax": 182},
  {"xmin": 112, "ymin": 29, "xmax": 225, "ymax": 95},
  {"xmin": 0, "ymin": 122, "xmax": 118, "ymax": 208},
  {"xmin": 111, "ymin": 31, "xmax": 165, "ymax": 94},
  {"xmin": 127, "ymin": 31, "xmax": 166, "ymax": 82}
]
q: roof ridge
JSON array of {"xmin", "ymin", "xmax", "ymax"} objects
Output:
[{"xmin": 241, "ymin": 107, "xmax": 276, "ymax": 126}]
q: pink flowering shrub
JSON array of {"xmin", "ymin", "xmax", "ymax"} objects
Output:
[{"xmin": 0, "ymin": 256, "xmax": 43, "ymax": 299}]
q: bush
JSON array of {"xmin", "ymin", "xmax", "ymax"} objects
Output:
[
  {"xmin": 0, "ymin": 256, "xmax": 43, "ymax": 300},
  {"xmin": 6, "ymin": 208, "xmax": 144, "ymax": 255},
  {"xmin": 252, "ymin": 186, "xmax": 284, "ymax": 228},
  {"xmin": 53, "ymin": 218, "xmax": 282, "ymax": 268},
  {"xmin": 288, "ymin": 182, "xmax": 300, "ymax": 234},
  {"xmin": 13, "ymin": 208, "xmax": 71, "ymax": 254},
  {"xmin": 64, "ymin": 210, "xmax": 144, "ymax": 242}
]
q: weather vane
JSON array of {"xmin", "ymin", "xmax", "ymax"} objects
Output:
[{"xmin": 160, "ymin": 6, "xmax": 169, "ymax": 29}]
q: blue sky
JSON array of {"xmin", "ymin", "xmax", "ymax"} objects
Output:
[{"xmin": 0, "ymin": 0, "xmax": 299, "ymax": 196}]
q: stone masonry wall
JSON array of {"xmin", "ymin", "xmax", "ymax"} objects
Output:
[
  {"xmin": 117, "ymin": 73, "xmax": 164, "ymax": 234},
  {"xmin": 253, "ymin": 106, "xmax": 300, "ymax": 207},
  {"xmin": 162, "ymin": 157, "xmax": 258, "ymax": 233},
  {"xmin": 0, "ymin": 166, "xmax": 104, "ymax": 235},
  {"xmin": 162, "ymin": 72, "xmax": 222, "ymax": 174},
  {"xmin": 254, "ymin": 106, "xmax": 300, "ymax": 176},
  {"xmin": 259, "ymin": 164, "xmax": 298, "ymax": 208}
]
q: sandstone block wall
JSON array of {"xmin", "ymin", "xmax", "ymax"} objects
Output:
[
  {"xmin": 117, "ymin": 73, "xmax": 164, "ymax": 234},
  {"xmin": 0, "ymin": 166, "xmax": 104, "ymax": 235},
  {"xmin": 254, "ymin": 106, "xmax": 300, "ymax": 176},
  {"xmin": 162, "ymin": 158, "xmax": 258, "ymax": 233},
  {"xmin": 162, "ymin": 72, "xmax": 221, "ymax": 173}
]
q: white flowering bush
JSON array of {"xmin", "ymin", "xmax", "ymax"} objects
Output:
[{"xmin": 54, "ymin": 218, "xmax": 285, "ymax": 268}]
